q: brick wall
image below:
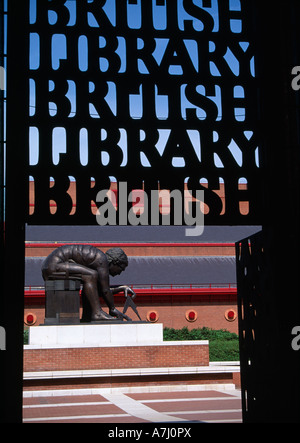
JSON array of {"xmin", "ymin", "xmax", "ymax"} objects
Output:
[
  {"xmin": 23, "ymin": 373, "xmax": 240, "ymax": 392},
  {"xmin": 24, "ymin": 343, "xmax": 209, "ymax": 372},
  {"xmin": 26, "ymin": 244, "xmax": 235, "ymax": 257},
  {"xmin": 25, "ymin": 302, "xmax": 239, "ymax": 333}
]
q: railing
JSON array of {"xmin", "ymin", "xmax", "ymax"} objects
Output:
[
  {"xmin": 133, "ymin": 283, "xmax": 237, "ymax": 290},
  {"xmin": 25, "ymin": 242, "xmax": 236, "ymax": 248},
  {"xmin": 25, "ymin": 283, "xmax": 236, "ymax": 291},
  {"xmin": 24, "ymin": 283, "xmax": 237, "ymax": 305}
]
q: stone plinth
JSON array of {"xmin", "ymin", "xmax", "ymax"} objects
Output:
[{"xmin": 28, "ymin": 323, "xmax": 163, "ymax": 347}]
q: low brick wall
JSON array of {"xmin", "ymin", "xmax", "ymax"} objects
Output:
[
  {"xmin": 24, "ymin": 343, "xmax": 209, "ymax": 373},
  {"xmin": 23, "ymin": 372, "xmax": 240, "ymax": 392}
]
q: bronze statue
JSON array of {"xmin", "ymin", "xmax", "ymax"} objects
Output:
[{"xmin": 42, "ymin": 245, "xmax": 135, "ymax": 321}]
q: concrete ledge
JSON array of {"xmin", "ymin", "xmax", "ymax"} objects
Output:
[
  {"xmin": 23, "ymin": 363, "xmax": 240, "ymax": 393},
  {"xmin": 25, "ymin": 340, "xmax": 209, "ymax": 350},
  {"xmin": 210, "ymin": 361, "xmax": 240, "ymax": 366},
  {"xmin": 24, "ymin": 364, "xmax": 240, "ymax": 380},
  {"xmin": 23, "ymin": 384, "xmax": 238, "ymax": 397}
]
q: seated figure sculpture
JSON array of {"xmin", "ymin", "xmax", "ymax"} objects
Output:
[{"xmin": 42, "ymin": 245, "xmax": 135, "ymax": 321}]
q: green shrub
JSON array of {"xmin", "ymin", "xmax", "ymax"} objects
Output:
[
  {"xmin": 163, "ymin": 327, "xmax": 239, "ymax": 361},
  {"xmin": 24, "ymin": 329, "xmax": 29, "ymax": 345},
  {"xmin": 209, "ymin": 340, "xmax": 240, "ymax": 361}
]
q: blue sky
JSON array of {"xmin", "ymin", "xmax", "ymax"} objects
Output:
[{"xmin": 28, "ymin": 0, "xmax": 259, "ymax": 177}]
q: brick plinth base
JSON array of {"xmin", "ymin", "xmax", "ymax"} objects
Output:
[{"xmin": 24, "ymin": 343, "xmax": 209, "ymax": 373}]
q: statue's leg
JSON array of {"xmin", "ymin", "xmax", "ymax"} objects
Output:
[{"xmin": 81, "ymin": 289, "xmax": 92, "ymax": 323}]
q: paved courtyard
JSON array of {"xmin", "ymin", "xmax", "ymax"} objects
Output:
[{"xmin": 23, "ymin": 388, "xmax": 242, "ymax": 424}]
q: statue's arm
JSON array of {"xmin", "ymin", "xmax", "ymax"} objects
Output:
[{"xmin": 110, "ymin": 285, "xmax": 131, "ymax": 294}]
